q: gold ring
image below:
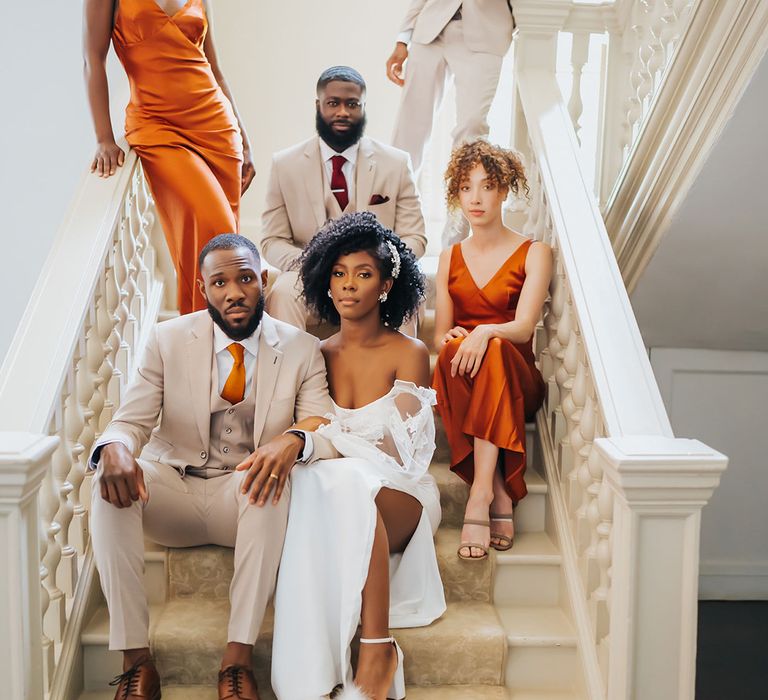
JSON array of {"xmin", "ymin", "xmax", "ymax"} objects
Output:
[{"xmin": 269, "ymin": 473, "xmax": 279, "ymax": 481}]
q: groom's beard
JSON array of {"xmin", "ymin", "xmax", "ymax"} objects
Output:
[
  {"xmin": 207, "ymin": 295, "xmax": 265, "ymax": 342},
  {"xmin": 315, "ymin": 108, "xmax": 367, "ymax": 152}
]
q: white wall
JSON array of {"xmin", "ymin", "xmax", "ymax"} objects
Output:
[
  {"xmin": 631, "ymin": 52, "xmax": 768, "ymax": 353},
  {"xmin": 209, "ymin": 0, "xmax": 411, "ymax": 242},
  {"xmin": 651, "ymin": 348, "xmax": 768, "ymax": 599},
  {"xmin": 0, "ymin": 2, "xmax": 127, "ymax": 366}
]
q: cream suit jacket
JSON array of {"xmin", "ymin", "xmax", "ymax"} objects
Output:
[
  {"xmin": 401, "ymin": 0, "xmax": 515, "ymax": 57},
  {"xmin": 260, "ymin": 136, "xmax": 427, "ymax": 271},
  {"xmin": 92, "ymin": 312, "xmax": 336, "ymax": 471}
]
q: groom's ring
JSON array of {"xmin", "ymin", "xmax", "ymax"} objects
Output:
[{"xmin": 269, "ymin": 473, "xmax": 279, "ymax": 481}]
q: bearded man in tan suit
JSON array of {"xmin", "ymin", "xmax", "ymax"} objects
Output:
[
  {"xmin": 261, "ymin": 65, "xmax": 426, "ymax": 331},
  {"xmin": 387, "ymin": 0, "xmax": 516, "ymax": 246},
  {"xmin": 89, "ymin": 234, "xmax": 335, "ymax": 700}
]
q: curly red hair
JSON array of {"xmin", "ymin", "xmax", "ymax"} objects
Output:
[{"xmin": 444, "ymin": 140, "xmax": 529, "ymax": 210}]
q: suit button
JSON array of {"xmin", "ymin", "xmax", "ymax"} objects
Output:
[
  {"xmin": 200, "ymin": 450, "xmax": 208, "ymax": 460},
  {"xmin": 225, "ymin": 427, "xmax": 232, "ymax": 434},
  {"xmin": 223, "ymin": 446, "xmax": 230, "ymax": 454},
  {"xmin": 228, "ymin": 408, "xmax": 235, "ymax": 415}
]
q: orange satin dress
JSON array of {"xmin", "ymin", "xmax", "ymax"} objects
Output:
[
  {"xmin": 113, "ymin": 0, "xmax": 242, "ymax": 314},
  {"xmin": 432, "ymin": 240, "xmax": 545, "ymax": 503}
]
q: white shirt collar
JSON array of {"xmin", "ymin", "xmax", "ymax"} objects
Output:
[
  {"xmin": 319, "ymin": 138, "xmax": 359, "ymax": 168},
  {"xmin": 213, "ymin": 321, "xmax": 261, "ymax": 358}
]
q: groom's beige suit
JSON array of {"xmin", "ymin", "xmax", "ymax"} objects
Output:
[{"xmin": 90, "ymin": 311, "xmax": 335, "ymax": 650}]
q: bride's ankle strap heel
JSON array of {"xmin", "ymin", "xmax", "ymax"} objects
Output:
[{"xmin": 358, "ymin": 637, "xmax": 406, "ymax": 700}]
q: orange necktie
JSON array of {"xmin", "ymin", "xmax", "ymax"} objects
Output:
[{"xmin": 221, "ymin": 343, "xmax": 246, "ymax": 405}]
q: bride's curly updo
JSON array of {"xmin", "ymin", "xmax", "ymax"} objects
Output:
[{"xmin": 299, "ymin": 212, "xmax": 426, "ymax": 328}]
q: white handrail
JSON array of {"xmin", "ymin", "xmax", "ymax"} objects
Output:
[{"xmin": 517, "ymin": 69, "xmax": 671, "ymax": 439}]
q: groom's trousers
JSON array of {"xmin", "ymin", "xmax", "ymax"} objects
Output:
[{"xmin": 91, "ymin": 459, "xmax": 289, "ymax": 650}]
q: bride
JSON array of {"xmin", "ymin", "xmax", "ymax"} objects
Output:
[{"xmin": 271, "ymin": 212, "xmax": 446, "ymax": 700}]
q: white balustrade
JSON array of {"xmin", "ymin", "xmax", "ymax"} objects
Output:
[
  {"xmin": 0, "ymin": 149, "xmax": 169, "ymax": 698},
  {"xmin": 512, "ymin": 8, "xmax": 727, "ymax": 698}
]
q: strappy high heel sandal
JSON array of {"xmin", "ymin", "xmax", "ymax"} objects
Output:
[
  {"xmin": 457, "ymin": 518, "xmax": 490, "ymax": 560},
  {"xmin": 490, "ymin": 511, "xmax": 515, "ymax": 551},
  {"xmin": 336, "ymin": 636, "xmax": 406, "ymax": 700}
]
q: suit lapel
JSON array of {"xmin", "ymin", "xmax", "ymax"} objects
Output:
[
  {"xmin": 303, "ymin": 137, "xmax": 328, "ymax": 229},
  {"xmin": 357, "ymin": 137, "xmax": 377, "ymax": 212},
  {"xmin": 252, "ymin": 315, "xmax": 283, "ymax": 446},
  {"xmin": 185, "ymin": 313, "xmax": 214, "ymax": 446}
]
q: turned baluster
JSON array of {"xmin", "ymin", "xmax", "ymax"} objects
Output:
[
  {"xmin": 110, "ymin": 232, "xmax": 131, "ymax": 380},
  {"xmin": 100, "ymin": 258, "xmax": 123, "ymax": 430},
  {"xmin": 71, "ymin": 332, "xmax": 93, "ymax": 554},
  {"xmin": 568, "ymin": 353, "xmax": 590, "ymax": 527},
  {"xmin": 568, "ymin": 31, "xmax": 591, "ymax": 145}
]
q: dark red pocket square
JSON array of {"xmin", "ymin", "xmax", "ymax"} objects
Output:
[{"xmin": 369, "ymin": 194, "xmax": 390, "ymax": 205}]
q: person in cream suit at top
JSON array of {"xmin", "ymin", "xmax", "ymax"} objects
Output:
[
  {"xmin": 89, "ymin": 234, "xmax": 336, "ymax": 700},
  {"xmin": 387, "ymin": 0, "xmax": 516, "ymax": 246},
  {"xmin": 261, "ymin": 65, "xmax": 427, "ymax": 331}
]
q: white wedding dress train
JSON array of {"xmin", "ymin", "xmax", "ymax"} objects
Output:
[{"xmin": 271, "ymin": 381, "xmax": 446, "ymax": 699}]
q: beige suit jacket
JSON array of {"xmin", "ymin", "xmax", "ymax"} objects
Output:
[
  {"xmin": 260, "ymin": 136, "xmax": 427, "ymax": 271},
  {"xmin": 91, "ymin": 312, "xmax": 336, "ymax": 471},
  {"xmin": 401, "ymin": 0, "xmax": 515, "ymax": 57}
]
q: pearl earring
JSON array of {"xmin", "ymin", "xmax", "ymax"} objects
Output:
[
  {"xmin": 378, "ymin": 291, "xmax": 388, "ymax": 302},
  {"xmin": 327, "ymin": 290, "xmax": 333, "ymax": 298}
]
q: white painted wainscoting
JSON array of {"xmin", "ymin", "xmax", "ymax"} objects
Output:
[{"xmin": 651, "ymin": 348, "xmax": 768, "ymax": 599}]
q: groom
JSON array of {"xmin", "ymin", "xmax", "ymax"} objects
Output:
[{"xmin": 89, "ymin": 234, "xmax": 335, "ymax": 700}]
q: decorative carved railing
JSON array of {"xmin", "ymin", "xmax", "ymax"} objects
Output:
[
  {"xmin": 511, "ymin": 10, "xmax": 727, "ymax": 699},
  {"xmin": 0, "ymin": 149, "xmax": 171, "ymax": 698}
]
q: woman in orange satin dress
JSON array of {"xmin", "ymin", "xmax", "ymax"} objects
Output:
[
  {"xmin": 432, "ymin": 141, "xmax": 552, "ymax": 560},
  {"xmin": 83, "ymin": 0, "xmax": 255, "ymax": 314}
]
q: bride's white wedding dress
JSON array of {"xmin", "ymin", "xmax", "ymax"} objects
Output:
[{"xmin": 271, "ymin": 380, "xmax": 446, "ymax": 699}]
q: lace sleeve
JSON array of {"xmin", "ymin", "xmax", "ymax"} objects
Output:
[{"xmin": 317, "ymin": 381, "xmax": 437, "ymax": 479}]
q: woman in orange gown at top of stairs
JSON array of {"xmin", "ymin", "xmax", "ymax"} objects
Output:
[{"xmin": 83, "ymin": 0, "xmax": 255, "ymax": 314}]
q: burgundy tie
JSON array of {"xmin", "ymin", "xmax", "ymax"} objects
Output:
[{"xmin": 330, "ymin": 155, "xmax": 349, "ymax": 211}]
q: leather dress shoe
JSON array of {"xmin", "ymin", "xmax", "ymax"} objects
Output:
[
  {"xmin": 108, "ymin": 657, "xmax": 160, "ymax": 700},
  {"xmin": 218, "ymin": 665, "xmax": 260, "ymax": 700}
]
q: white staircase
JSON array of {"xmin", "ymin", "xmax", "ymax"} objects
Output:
[{"xmin": 0, "ymin": 2, "xmax": 748, "ymax": 699}]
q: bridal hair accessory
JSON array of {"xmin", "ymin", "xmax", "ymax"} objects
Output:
[
  {"xmin": 379, "ymin": 291, "xmax": 388, "ymax": 303},
  {"xmin": 327, "ymin": 289, "xmax": 333, "ymax": 298},
  {"xmin": 384, "ymin": 240, "xmax": 401, "ymax": 279}
]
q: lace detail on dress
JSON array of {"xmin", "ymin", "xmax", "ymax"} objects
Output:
[{"xmin": 318, "ymin": 380, "xmax": 437, "ymax": 479}]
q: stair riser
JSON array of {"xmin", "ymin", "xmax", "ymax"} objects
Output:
[
  {"xmin": 145, "ymin": 555, "xmax": 167, "ymax": 604},
  {"xmin": 494, "ymin": 563, "xmax": 561, "ymax": 607},
  {"xmin": 505, "ymin": 645, "xmax": 579, "ymax": 691}
]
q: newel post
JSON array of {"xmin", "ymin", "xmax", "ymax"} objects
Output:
[
  {"xmin": 596, "ymin": 435, "xmax": 727, "ymax": 700},
  {"xmin": 0, "ymin": 432, "xmax": 59, "ymax": 700}
]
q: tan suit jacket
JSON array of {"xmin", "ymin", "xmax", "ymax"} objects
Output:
[
  {"xmin": 93, "ymin": 312, "xmax": 335, "ymax": 470},
  {"xmin": 401, "ymin": 0, "xmax": 515, "ymax": 57},
  {"xmin": 260, "ymin": 136, "xmax": 427, "ymax": 271}
]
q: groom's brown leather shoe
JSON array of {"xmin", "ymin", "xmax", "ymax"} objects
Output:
[
  {"xmin": 218, "ymin": 665, "xmax": 260, "ymax": 699},
  {"xmin": 108, "ymin": 658, "xmax": 160, "ymax": 700}
]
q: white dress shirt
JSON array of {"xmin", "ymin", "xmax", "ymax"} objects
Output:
[{"xmin": 319, "ymin": 139, "xmax": 359, "ymax": 205}]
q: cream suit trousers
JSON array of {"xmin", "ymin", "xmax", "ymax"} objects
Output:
[
  {"xmin": 392, "ymin": 19, "xmax": 504, "ymax": 177},
  {"xmin": 266, "ymin": 268, "xmax": 418, "ymax": 336},
  {"xmin": 91, "ymin": 459, "xmax": 289, "ymax": 650}
]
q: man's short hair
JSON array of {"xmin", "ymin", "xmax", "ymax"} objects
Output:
[
  {"xmin": 316, "ymin": 66, "xmax": 366, "ymax": 95},
  {"xmin": 198, "ymin": 234, "xmax": 261, "ymax": 269}
]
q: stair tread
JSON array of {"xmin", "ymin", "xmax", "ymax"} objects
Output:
[
  {"xmin": 494, "ymin": 531, "xmax": 560, "ymax": 565},
  {"xmin": 497, "ymin": 605, "xmax": 577, "ymax": 646},
  {"xmin": 508, "ymin": 691, "xmax": 584, "ymax": 700},
  {"xmin": 80, "ymin": 685, "xmax": 511, "ymax": 700}
]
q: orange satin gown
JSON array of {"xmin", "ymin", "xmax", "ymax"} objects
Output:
[
  {"xmin": 113, "ymin": 0, "xmax": 242, "ymax": 314},
  {"xmin": 432, "ymin": 240, "xmax": 545, "ymax": 503}
]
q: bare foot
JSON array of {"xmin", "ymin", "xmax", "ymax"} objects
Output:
[
  {"xmin": 459, "ymin": 490, "xmax": 492, "ymax": 559},
  {"xmin": 354, "ymin": 640, "xmax": 398, "ymax": 700}
]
